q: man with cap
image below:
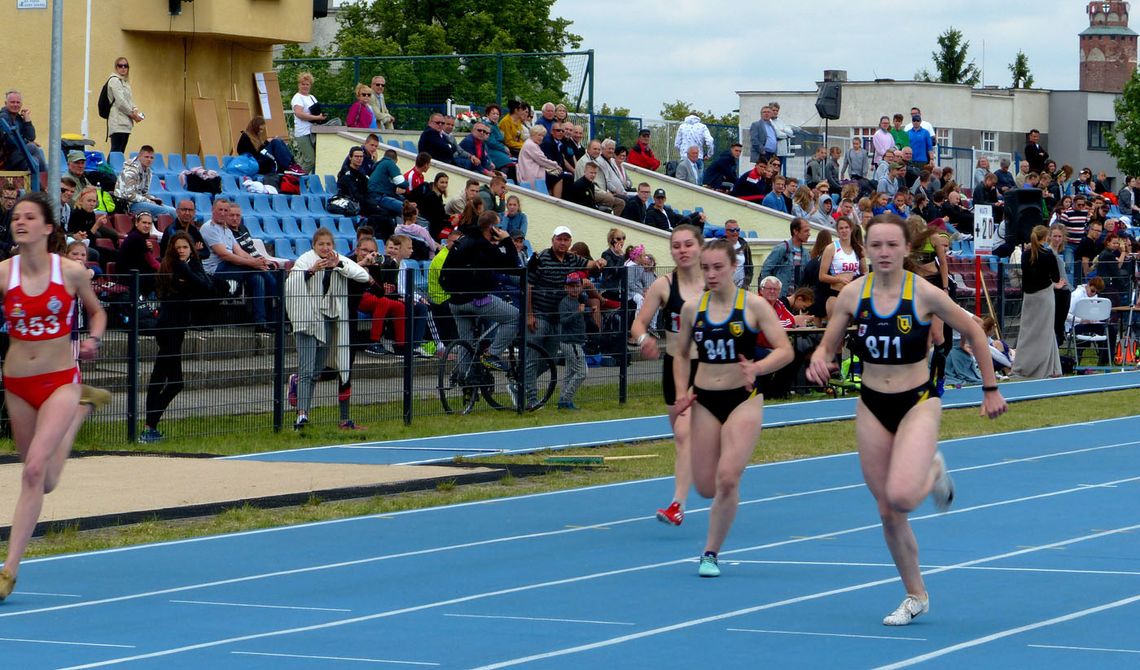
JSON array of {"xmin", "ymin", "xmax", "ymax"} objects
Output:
[
  {"xmin": 644, "ymin": 188, "xmax": 682, "ymax": 232},
  {"xmin": 907, "ymin": 114, "xmax": 935, "ymax": 166},
  {"xmin": 65, "ymin": 150, "xmax": 91, "ymax": 191},
  {"xmin": 627, "ymin": 129, "xmax": 661, "ymax": 171},
  {"xmin": 525, "ymin": 225, "xmax": 605, "ymax": 408}
]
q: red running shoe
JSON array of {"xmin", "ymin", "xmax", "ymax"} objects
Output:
[{"xmin": 656, "ymin": 501, "xmax": 683, "ymax": 526}]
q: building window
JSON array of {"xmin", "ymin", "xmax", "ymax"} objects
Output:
[
  {"xmin": 1088, "ymin": 120, "xmax": 1113, "ymax": 150},
  {"xmin": 851, "ymin": 127, "xmax": 876, "ymax": 150},
  {"xmin": 981, "ymin": 131, "xmax": 997, "ymax": 153},
  {"xmin": 936, "ymin": 128, "xmax": 953, "ymax": 159}
]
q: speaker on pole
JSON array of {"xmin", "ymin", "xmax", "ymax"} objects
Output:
[
  {"xmin": 815, "ymin": 82, "xmax": 842, "ymax": 120},
  {"xmin": 1003, "ymin": 188, "xmax": 1043, "ymax": 245}
]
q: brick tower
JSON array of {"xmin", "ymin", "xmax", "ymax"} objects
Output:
[{"xmin": 1080, "ymin": 1, "xmax": 1139, "ymax": 92}]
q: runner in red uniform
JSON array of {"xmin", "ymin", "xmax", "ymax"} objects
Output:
[{"xmin": 0, "ymin": 193, "xmax": 107, "ymax": 601}]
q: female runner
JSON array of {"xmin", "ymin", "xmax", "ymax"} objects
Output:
[
  {"xmin": 673, "ymin": 239, "xmax": 793, "ymax": 577},
  {"xmin": 807, "ymin": 213, "xmax": 1007, "ymax": 625},
  {"xmin": 629, "ymin": 224, "xmax": 704, "ymax": 526},
  {"xmin": 1, "ymin": 193, "xmax": 107, "ymax": 600},
  {"xmin": 818, "ymin": 216, "xmax": 866, "ymax": 319}
]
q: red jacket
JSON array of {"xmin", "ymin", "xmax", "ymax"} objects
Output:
[
  {"xmin": 628, "ymin": 142, "xmax": 661, "ymax": 171},
  {"xmin": 755, "ymin": 297, "xmax": 794, "ymax": 349}
]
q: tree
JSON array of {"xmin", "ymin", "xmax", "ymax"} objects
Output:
[
  {"xmin": 328, "ymin": 0, "xmax": 583, "ymax": 114},
  {"xmin": 1009, "ymin": 50, "xmax": 1035, "ymax": 89},
  {"xmin": 1107, "ymin": 71, "xmax": 1140, "ymax": 178},
  {"xmin": 597, "ymin": 103, "xmax": 631, "ymax": 118},
  {"xmin": 915, "ymin": 27, "xmax": 981, "ymax": 86},
  {"xmin": 659, "ymin": 99, "xmax": 739, "ymax": 127}
]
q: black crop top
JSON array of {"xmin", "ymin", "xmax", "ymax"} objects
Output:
[
  {"xmin": 850, "ymin": 272, "xmax": 932, "ymax": 365},
  {"xmin": 692, "ymin": 288, "xmax": 757, "ymax": 364},
  {"xmin": 662, "ymin": 271, "xmax": 686, "ymax": 333}
]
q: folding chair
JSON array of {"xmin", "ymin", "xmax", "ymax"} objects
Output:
[{"xmin": 1067, "ymin": 296, "xmax": 1113, "ymax": 368}]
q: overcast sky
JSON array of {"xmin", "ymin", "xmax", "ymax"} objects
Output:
[{"xmin": 551, "ymin": 0, "xmax": 1115, "ymax": 119}]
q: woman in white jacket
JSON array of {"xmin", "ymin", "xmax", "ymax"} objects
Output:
[{"xmin": 285, "ymin": 228, "xmax": 370, "ymax": 430}]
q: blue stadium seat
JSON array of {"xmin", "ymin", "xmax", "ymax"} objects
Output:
[
  {"xmin": 108, "ymin": 151, "xmax": 125, "ymax": 172},
  {"xmin": 155, "ymin": 192, "xmax": 177, "ymax": 208},
  {"xmin": 297, "ymin": 216, "xmax": 319, "ymax": 238},
  {"xmin": 335, "ymin": 238, "xmax": 352, "ymax": 256},
  {"xmin": 317, "ymin": 216, "xmax": 337, "ymax": 233},
  {"xmin": 243, "ymin": 214, "xmax": 264, "ymax": 239},
  {"xmin": 272, "ymin": 237, "xmax": 294, "ymax": 259},
  {"xmin": 306, "ymin": 194, "xmax": 329, "ymax": 210},
  {"xmin": 323, "ymin": 174, "xmax": 337, "ymax": 193},
  {"xmin": 151, "ymin": 153, "xmax": 166, "ymax": 172},
  {"xmin": 149, "ymin": 173, "xmax": 166, "ymax": 192},
  {"xmin": 745, "ymin": 230, "xmax": 759, "ymax": 239},
  {"xmin": 230, "ymin": 192, "xmax": 253, "ymax": 213},
  {"xmin": 166, "ymin": 153, "xmax": 185, "ymax": 174},
  {"xmin": 402, "ymin": 140, "xmax": 416, "ymax": 153},
  {"xmin": 270, "ymin": 195, "xmax": 293, "ymax": 216},
  {"xmin": 334, "ymin": 217, "xmax": 355, "ymax": 238},
  {"xmin": 192, "ymin": 193, "xmax": 213, "ymax": 214},
  {"xmin": 203, "ymin": 155, "xmax": 222, "ymax": 172},
  {"xmin": 259, "ymin": 215, "xmax": 284, "ymax": 238},
  {"xmin": 414, "ymin": 260, "xmax": 431, "ymax": 294},
  {"xmin": 289, "ymin": 195, "xmax": 311, "ymax": 216},
  {"xmin": 185, "ymin": 154, "xmax": 203, "ymax": 170},
  {"xmin": 250, "ymin": 193, "xmax": 274, "ymax": 215},
  {"xmin": 220, "ymin": 174, "xmax": 242, "ymax": 196},
  {"xmin": 516, "ymin": 180, "xmax": 531, "ymax": 191},
  {"xmin": 533, "ymin": 179, "xmax": 549, "ymax": 195},
  {"xmin": 278, "ymin": 215, "xmax": 305, "ymax": 240},
  {"xmin": 222, "ymin": 155, "xmax": 236, "ymax": 172},
  {"xmin": 306, "ymin": 174, "xmax": 326, "ymax": 194}
]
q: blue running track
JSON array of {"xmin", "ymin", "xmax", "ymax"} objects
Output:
[
  {"xmin": 3, "ymin": 416, "xmax": 1139, "ymax": 668},
  {"xmin": 227, "ymin": 371, "xmax": 1140, "ymax": 465}
]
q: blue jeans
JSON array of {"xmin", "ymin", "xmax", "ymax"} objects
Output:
[
  {"xmin": 1064, "ymin": 243, "xmax": 1078, "ymax": 287},
  {"xmin": 213, "ymin": 262, "xmax": 277, "ymax": 324},
  {"xmin": 130, "ymin": 200, "xmax": 178, "ymax": 218}
]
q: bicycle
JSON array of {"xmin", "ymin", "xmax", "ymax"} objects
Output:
[{"xmin": 437, "ymin": 321, "xmax": 557, "ymax": 414}]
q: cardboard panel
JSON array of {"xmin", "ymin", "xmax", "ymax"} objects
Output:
[
  {"xmin": 226, "ymin": 100, "xmax": 252, "ymax": 154},
  {"xmin": 192, "ymin": 97, "xmax": 224, "ymax": 160},
  {"xmin": 255, "ymin": 71, "xmax": 288, "ymax": 139}
]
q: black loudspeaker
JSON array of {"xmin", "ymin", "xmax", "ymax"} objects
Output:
[
  {"xmin": 815, "ymin": 82, "xmax": 842, "ymax": 120},
  {"xmin": 1003, "ymin": 188, "xmax": 1043, "ymax": 245},
  {"xmin": 314, "ymin": 0, "xmax": 329, "ymax": 19}
]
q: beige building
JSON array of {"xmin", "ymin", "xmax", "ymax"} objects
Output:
[{"xmin": 1, "ymin": 0, "xmax": 314, "ymax": 157}]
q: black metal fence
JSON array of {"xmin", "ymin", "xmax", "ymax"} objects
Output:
[{"xmin": 72, "ymin": 264, "xmax": 663, "ymax": 444}]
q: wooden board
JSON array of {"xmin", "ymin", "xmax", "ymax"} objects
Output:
[
  {"xmin": 226, "ymin": 100, "xmax": 252, "ymax": 155},
  {"xmin": 255, "ymin": 71, "xmax": 288, "ymax": 139},
  {"xmin": 191, "ymin": 97, "xmax": 224, "ymax": 160}
]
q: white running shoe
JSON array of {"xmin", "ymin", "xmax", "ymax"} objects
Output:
[
  {"xmin": 883, "ymin": 593, "xmax": 929, "ymax": 626},
  {"xmin": 931, "ymin": 451, "xmax": 955, "ymax": 512}
]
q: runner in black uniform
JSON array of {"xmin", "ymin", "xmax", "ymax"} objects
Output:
[
  {"xmin": 631, "ymin": 225, "xmax": 704, "ymax": 526},
  {"xmin": 674, "ymin": 239, "xmax": 793, "ymax": 577},
  {"xmin": 808, "ymin": 213, "xmax": 1007, "ymax": 625}
]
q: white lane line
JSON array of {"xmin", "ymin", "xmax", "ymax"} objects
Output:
[
  {"xmin": 1027, "ymin": 643, "xmax": 1140, "ymax": 655},
  {"xmin": 443, "ymin": 613, "xmax": 634, "ymax": 626},
  {"xmin": 727, "ymin": 628, "xmax": 925, "ymax": 642},
  {"xmin": 48, "ymin": 503, "xmax": 1140, "ymax": 669},
  {"xmin": 30, "ymin": 414, "xmax": 1140, "ymax": 564},
  {"xmin": 872, "ymin": 594, "xmax": 1140, "ymax": 669},
  {"xmin": 231, "ymin": 651, "xmax": 439, "ymax": 665},
  {"xmin": 169, "ymin": 599, "xmax": 351, "ymax": 613},
  {"xmin": 19, "ymin": 591, "xmax": 83, "ymax": 598},
  {"xmin": 467, "ymin": 524, "xmax": 1140, "ymax": 670},
  {"xmin": 729, "ymin": 560, "xmax": 1140, "ymax": 577},
  {"xmin": 13, "ymin": 470, "xmax": 1140, "ymax": 624},
  {"xmin": 0, "ymin": 636, "xmax": 135, "ymax": 649}
]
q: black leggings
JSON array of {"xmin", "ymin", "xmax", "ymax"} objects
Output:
[
  {"xmin": 109, "ymin": 132, "xmax": 131, "ymax": 155},
  {"xmin": 145, "ymin": 330, "xmax": 185, "ymax": 429}
]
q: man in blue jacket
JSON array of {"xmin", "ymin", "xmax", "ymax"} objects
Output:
[{"xmin": 703, "ymin": 144, "xmax": 742, "ymax": 192}]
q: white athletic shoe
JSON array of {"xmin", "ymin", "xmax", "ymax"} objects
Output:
[
  {"xmin": 931, "ymin": 451, "xmax": 955, "ymax": 513},
  {"xmin": 883, "ymin": 593, "xmax": 929, "ymax": 626}
]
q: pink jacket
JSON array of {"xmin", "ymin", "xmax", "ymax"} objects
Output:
[{"xmin": 517, "ymin": 138, "xmax": 560, "ymax": 187}]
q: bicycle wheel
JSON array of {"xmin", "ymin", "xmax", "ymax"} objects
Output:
[
  {"xmin": 480, "ymin": 342, "xmax": 557, "ymax": 411},
  {"xmin": 438, "ymin": 340, "xmax": 481, "ymax": 415}
]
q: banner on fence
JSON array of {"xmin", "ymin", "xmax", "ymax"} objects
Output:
[{"xmin": 974, "ymin": 205, "xmax": 996, "ymax": 254}]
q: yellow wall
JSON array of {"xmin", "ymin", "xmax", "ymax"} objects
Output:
[{"xmin": 0, "ymin": 0, "xmax": 312, "ymax": 157}]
